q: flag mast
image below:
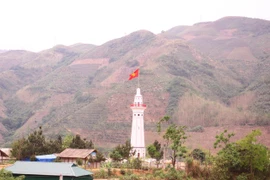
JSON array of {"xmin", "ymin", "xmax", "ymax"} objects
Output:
[{"xmin": 137, "ymin": 68, "xmax": 140, "ymax": 88}]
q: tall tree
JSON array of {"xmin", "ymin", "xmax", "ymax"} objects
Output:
[
  {"xmin": 27, "ymin": 126, "xmax": 47, "ymax": 156},
  {"xmin": 45, "ymin": 135, "xmax": 63, "ymax": 154},
  {"xmin": 12, "ymin": 127, "xmax": 64, "ymax": 160},
  {"xmin": 11, "ymin": 127, "xmax": 48, "ymax": 159},
  {"xmin": 147, "ymin": 140, "xmax": 164, "ymax": 168},
  {"xmin": 69, "ymin": 134, "xmax": 94, "ymax": 149},
  {"xmin": 157, "ymin": 116, "xmax": 187, "ymax": 168},
  {"xmin": 11, "ymin": 138, "xmax": 28, "ymax": 160}
]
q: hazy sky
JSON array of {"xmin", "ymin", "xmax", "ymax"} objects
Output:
[{"xmin": 0, "ymin": 0, "xmax": 269, "ymax": 52}]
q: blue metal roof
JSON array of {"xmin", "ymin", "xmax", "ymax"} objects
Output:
[
  {"xmin": 5, "ymin": 161, "xmax": 93, "ymax": 177},
  {"xmin": 35, "ymin": 154, "xmax": 56, "ymax": 162}
]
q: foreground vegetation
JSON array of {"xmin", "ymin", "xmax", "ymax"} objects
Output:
[
  {"xmin": 6, "ymin": 115, "xmax": 270, "ymax": 180},
  {"xmin": 0, "ymin": 169, "xmax": 24, "ymax": 180},
  {"xmin": 92, "ymin": 129, "xmax": 270, "ymax": 180}
]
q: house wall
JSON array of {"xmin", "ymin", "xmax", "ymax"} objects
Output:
[
  {"xmin": 60, "ymin": 157, "xmax": 78, "ymax": 163},
  {"xmin": 60, "ymin": 157, "xmax": 88, "ymax": 166},
  {"xmin": 88, "ymin": 162, "xmax": 101, "ymax": 169}
]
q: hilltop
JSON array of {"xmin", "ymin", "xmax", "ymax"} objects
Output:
[{"xmin": 0, "ymin": 16, "xmax": 270, "ymax": 151}]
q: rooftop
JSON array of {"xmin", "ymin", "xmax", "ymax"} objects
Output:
[
  {"xmin": 5, "ymin": 161, "xmax": 93, "ymax": 177},
  {"xmin": 58, "ymin": 148, "xmax": 96, "ymax": 159}
]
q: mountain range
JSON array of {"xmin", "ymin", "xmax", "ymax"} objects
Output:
[{"xmin": 0, "ymin": 16, "xmax": 270, "ymax": 151}]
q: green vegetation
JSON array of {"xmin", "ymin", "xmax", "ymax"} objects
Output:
[
  {"xmin": 166, "ymin": 78, "xmax": 187, "ymax": 114},
  {"xmin": 211, "ymin": 129, "xmax": 270, "ymax": 180},
  {"xmin": 157, "ymin": 116, "xmax": 187, "ymax": 168},
  {"xmin": 0, "ymin": 169, "xmax": 24, "ymax": 180},
  {"xmin": 147, "ymin": 140, "xmax": 164, "ymax": 168},
  {"xmin": 74, "ymin": 91, "xmax": 94, "ymax": 104},
  {"xmin": 76, "ymin": 158, "xmax": 83, "ymax": 166},
  {"xmin": 11, "ymin": 127, "xmax": 63, "ymax": 160},
  {"xmin": 69, "ymin": 134, "xmax": 94, "ymax": 149},
  {"xmin": 11, "ymin": 127, "xmax": 94, "ymax": 160},
  {"xmin": 89, "ymin": 151, "xmax": 106, "ymax": 163},
  {"xmin": 2, "ymin": 98, "xmax": 34, "ymax": 130},
  {"xmin": 110, "ymin": 140, "xmax": 134, "ymax": 162},
  {"xmin": 190, "ymin": 148, "xmax": 206, "ymax": 163},
  {"xmin": 7, "ymin": 124, "xmax": 270, "ymax": 180}
]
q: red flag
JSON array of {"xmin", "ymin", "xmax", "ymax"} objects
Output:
[{"xmin": 129, "ymin": 69, "xmax": 139, "ymax": 80}]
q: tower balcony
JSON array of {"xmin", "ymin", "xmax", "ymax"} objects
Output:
[{"xmin": 130, "ymin": 103, "xmax": 147, "ymax": 108}]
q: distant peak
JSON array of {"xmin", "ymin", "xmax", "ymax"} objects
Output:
[
  {"xmin": 215, "ymin": 16, "xmax": 270, "ymax": 23},
  {"xmin": 128, "ymin": 30, "xmax": 155, "ymax": 36}
]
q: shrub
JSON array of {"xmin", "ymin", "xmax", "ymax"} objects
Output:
[
  {"xmin": 54, "ymin": 157, "xmax": 62, "ymax": 162},
  {"xmin": 107, "ymin": 168, "xmax": 112, "ymax": 177},
  {"xmin": 131, "ymin": 158, "xmax": 142, "ymax": 169},
  {"xmin": 236, "ymin": 174, "xmax": 249, "ymax": 180},
  {"xmin": 76, "ymin": 158, "xmax": 83, "ymax": 166},
  {"xmin": 188, "ymin": 125, "xmax": 204, "ymax": 132},
  {"xmin": 120, "ymin": 174, "xmax": 140, "ymax": 180},
  {"xmin": 30, "ymin": 155, "xmax": 37, "ymax": 161},
  {"xmin": 164, "ymin": 168, "xmax": 185, "ymax": 180},
  {"xmin": 0, "ymin": 169, "xmax": 25, "ymax": 180},
  {"xmin": 120, "ymin": 169, "xmax": 126, "ymax": 175},
  {"xmin": 190, "ymin": 148, "xmax": 206, "ymax": 163},
  {"xmin": 93, "ymin": 168, "xmax": 108, "ymax": 179}
]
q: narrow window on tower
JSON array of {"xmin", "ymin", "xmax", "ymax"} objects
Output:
[
  {"xmin": 138, "ymin": 114, "xmax": 140, "ymax": 116},
  {"xmin": 134, "ymin": 114, "xmax": 136, "ymax": 116}
]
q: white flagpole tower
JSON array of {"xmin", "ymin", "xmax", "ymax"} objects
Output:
[{"xmin": 130, "ymin": 88, "xmax": 146, "ymax": 158}]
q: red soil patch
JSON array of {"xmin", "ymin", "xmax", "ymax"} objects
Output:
[{"xmin": 70, "ymin": 58, "xmax": 109, "ymax": 67}]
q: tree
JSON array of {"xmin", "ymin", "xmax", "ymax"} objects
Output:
[
  {"xmin": 211, "ymin": 129, "xmax": 270, "ymax": 180},
  {"xmin": 190, "ymin": 148, "xmax": 205, "ymax": 163},
  {"xmin": 11, "ymin": 127, "xmax": 48, "ymax": 160},
  {"xmin": 211, "ymin": 130, "xmax": 242, "ymax": 180},
  {"xmin": 11, "ymin": 138, "xmax": 28, "ymax": 160},
  {"xmin": 110, "ymin": 140, "xmax": 134, "ymax": 162},
  {"xmin": 69, "ymin": 134, "xmax": 94, "ymax": 149},
  {"xmin": 214, "ymin": 129, "xmax": 235, "ymax": 149},
  {"xmin": 0, "ymin": 169, "xmax": 25, "ymax": 180},
  {"xmin": 62, "ymin": 134, "xmax": 73, "ymax": 148},
  {"xmin": 11, "ymin": 127, "xmax": 63, "ymax": 160},
  {"xmin": 110, "ymin": 150, "xmax": 122, "ymax": 162},
  {"xmin": 45, "ymin": 135, "xmax": 63, "ymax": 154},
  {"xmin": 147, "ymin": 140, "xmax": 163, "ymax": 168},
  {"xmin": 89, "ymin": 151, "xmax": 106, "ymax": 163},
  {"xmin": 237, "ymin": 130, "xmax": 269, "ymax": 179},
  {"xmin": 27, "ymin": 126, "xmax": 47, "ymax": 156},
  {"xmin": 157, "ymin": 116, "xmax": 187, "ymax": 168},
  {"xmin": 164, "ymin": 124, "xmax": 187, "ymax": 168}
]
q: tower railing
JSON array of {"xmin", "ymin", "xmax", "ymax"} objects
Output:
[{"xmin": 130, "ymin": 103, "xmax": 146, "ymax": 107}]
